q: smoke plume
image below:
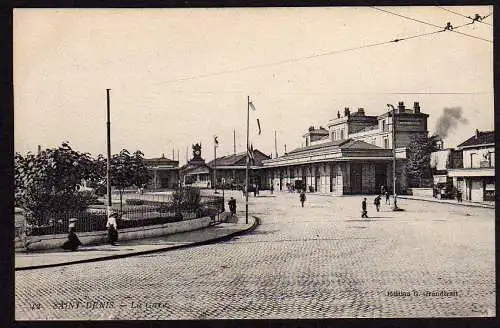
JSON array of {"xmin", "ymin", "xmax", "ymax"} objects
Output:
[{"xmin": 433, "ymin": 107, "xmax": 468, "ymax": 139}]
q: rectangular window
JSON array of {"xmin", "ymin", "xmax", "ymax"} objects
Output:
[
  {"xmin": 340, "ymin": 129, "xmax": 344, "ymax": 139},
  {"xmin": 382, "ymin": 120, "xmax": 386, "ymax": 131},
  {"xmin": 332, "ymin": 131, "xmax": 336, "ymax": 140},
  {"xmin": 384, "ymin": 138, "xmax": 389, "ymax": 149}
]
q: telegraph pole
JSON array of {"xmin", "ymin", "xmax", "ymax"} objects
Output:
[{"xmin": 106, "ymin": 89, "xmax": 112, "ymax": 214}]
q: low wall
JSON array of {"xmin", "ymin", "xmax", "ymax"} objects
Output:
[
  {"xmin": 408, "ymin": 188, "xmax": 433, "ymax": 197},
  {"xmin": 18, "ymin": 216, "xmax": 212, "ymax": 252}
]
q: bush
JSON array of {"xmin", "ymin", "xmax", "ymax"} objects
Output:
[
  {"xmin": 170, "ymin": 187, "xmax": 201, "ymax": 208},
  {"xmin": 125, "ymin": 199, "xmax": 145, "ymax": 205}
]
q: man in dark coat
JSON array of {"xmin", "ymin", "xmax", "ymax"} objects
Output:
[
  {"xmin": 228, "ymin": 197, "xmax": 237, "ymax": 216},
  {"xmin": 61, "ymin": 221, "xmax": 82, "ymax": 251},
  {"xmin": 299, "ymin": 190, "xmax": 306, "ymax": 207},
  {"xmin": 362, "ymin": 198, "xmax": 368, "ymax": 218},
  {"xmin": 374, "ymin": 195, "xmax": 381, "ymax": 212}
]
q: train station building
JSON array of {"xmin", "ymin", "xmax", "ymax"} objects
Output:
[
  {"xmin": 144, "ymin": 154, "xmax": 179, "ymax": 189},
  {"xmin": 261, "ymin": 101, "xmax": 429, "ymax": 195}
]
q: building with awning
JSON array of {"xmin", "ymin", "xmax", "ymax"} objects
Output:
[
  {"xmin": 447, "ymin": 130, "xmax": 495, "ymax": 201},
  {"xmin": 261, "ymin": 101, "xmax": 429, "ymax": 195}
]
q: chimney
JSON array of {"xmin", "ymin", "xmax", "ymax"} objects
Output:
[
  {"xmin": 337, "ymin": 111, "xmax": 341, "ymax": 119},
  {"xmin": 344, "ymin": 107, "xmax": 350, "ymax": 117},
  {"xmin": 475, "ymin": 129, "xmax": 480, "ymax": 138},
  {"xmin": 435, "ymin": 138, "xmax": 443, "ymax": 150},
  {"xmin": 37, "ymin": 145, "xmax": 41, "ymax": 155},
  {"xmin": 413, "ymin": 102, "xmax": 420, "ymax": 113},
  {"xmin": 398, "ymin": 101, "xmax": 405, "ymax": 113},
  {"xmin": 357, "ymin": 108, "xmax": 365, "ymax": 116}
]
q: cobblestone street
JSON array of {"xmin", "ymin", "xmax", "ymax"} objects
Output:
[{"xmin": 15, "ymin": 191, "xmax": 495, "ymax": 319}]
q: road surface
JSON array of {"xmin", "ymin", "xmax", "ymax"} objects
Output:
[{"xmin": 15, "ymin": 191, "xmax": 495, "ymax": 319}]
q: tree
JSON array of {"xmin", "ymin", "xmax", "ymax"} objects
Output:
[
  {"xmin": 109, "ymin": 149, "xmax": 151, "ymax": 213},
  {"xmin": 130, "ymin": 150, "xmax": 151, "ymax": 188},
  {"xmin": 15, "ymin": 142, "xmax": 100, "ymax": 224},
  {"xmin": 406, "ymin": 135, "xmax": 440, "ymax": 187}
]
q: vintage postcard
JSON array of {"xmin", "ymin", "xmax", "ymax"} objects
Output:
[{"xmin": 14, "ymin": 6, "xmax": 494, "ymax": 320}]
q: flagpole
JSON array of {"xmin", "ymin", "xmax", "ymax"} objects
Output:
[
  {"xmin": 245, "ymin": 96, "xmax": 250, "ymax": 224},
  {"xmin": 106, "ymin": 89, "xmax": 112, "ymax": 215},
  {"xmin": 274, "ymin": 130, "xmax": 278, "ymax": 158},
  {"xmin": 214, "ymin": 137, "xmax": 217, "ymax": 194}
]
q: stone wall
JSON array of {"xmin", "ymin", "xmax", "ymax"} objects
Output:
[{"xmin": 18, "ymin": 216, "xmax": 212, "ymax": 252}]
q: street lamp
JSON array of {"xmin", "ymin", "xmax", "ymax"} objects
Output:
[{"xmin": 387, "ymin": 104, "xmax": 401, "ymax": 211}]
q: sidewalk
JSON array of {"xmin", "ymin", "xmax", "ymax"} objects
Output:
[
  {"xmin": 397, "ymin": 195, "xmax": 494, "ymax": 209},
  {"xmin": 15, "ymin": 215, "xmax": 258, "ymax": 271},
  {"xmin": 275, "ymin": 191, "xmax": 494, "ymax": 209}
]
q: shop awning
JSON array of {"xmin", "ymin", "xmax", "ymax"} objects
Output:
[{"xmin": 447, "ymin": 168, "xmax": 494, "ymax": 177}]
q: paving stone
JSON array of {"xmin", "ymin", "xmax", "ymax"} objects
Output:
[{"xmin": 15, "ymin": 191, "xmax": 495, "ymax": 319}]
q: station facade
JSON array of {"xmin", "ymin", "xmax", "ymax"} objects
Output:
[
  {"xmin": 144, "ymin": 155, "xmax": 179, "ymax": 189},
  {"xmin": 261, "ymin": 101, "xmax": 429, "ymax": 195}
]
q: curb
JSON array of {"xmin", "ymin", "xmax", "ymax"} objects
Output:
[
  {"xmin": 397, "ymin": 196, "xmax": 494, "ymax": 209},
  {"xmin": 15, "ymin": 217, "xmax": 260, "ymax": 271}
]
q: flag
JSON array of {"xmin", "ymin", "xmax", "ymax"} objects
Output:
[
  {"xmin": 249, "ymin": 101, "xmax": 256, "ymax": 111},
  {"xmin": 214, "ymin": 136, "xmax": 219, "ymax": 147},
  {"xmin": 257, "ymin": 118, "xmax": 261, "ymax": 135},
  {"xmin": 248, "ymin": 144, "xmax": 255, "ymax": 161}
]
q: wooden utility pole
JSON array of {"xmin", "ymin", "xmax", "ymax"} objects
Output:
[{"xmin": 106, "ymin": 89, "xmax": 112, "ymax": 212}]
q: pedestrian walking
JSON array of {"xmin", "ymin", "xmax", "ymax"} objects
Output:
[
  {"xmin": 361, "ymin": 198, "xmax": 368, "ymax": 218},
  {"xmin": 456, "ymin": 189, "xmax": 463, "ymax": 203},
  {"xmin": 106, "ymin": 211, "xmax": 119, "ymax": 245},
  {"xmin": 299, "ymin": 190, "xmax": 306, "ymax": 207},
  {"xmin": 270, "ymin": 184, "xmax": 274, "ymax": 195},
  {"xmin": 228, "ymin": 197, "xmax": 237, "ymax": 216},
  {"xmin": 385, "ymin": 190, "xmax": 390, "ymax": 205},
  {"xmin": 380, "ymin": 185, "xmax": 385, "ymax": 196},
  {"xmin": 374, "ymin": 195, "xmax": 381, "ymax": 212},
  {"xmin": 61, "ymin": 219, "xmax": 82, "ymax": 251}
]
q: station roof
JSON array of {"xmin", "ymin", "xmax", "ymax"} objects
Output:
[
  {"xmin": 206, "ymin": 149, "xmax": 270, "ymax": 167},
  {"xmin": 263, "ymin": 139, "xmax": 393, "ymax": 167},
  {"xmin": 457, "ymin": 131, "xmax": 494, "ymax": 149}
]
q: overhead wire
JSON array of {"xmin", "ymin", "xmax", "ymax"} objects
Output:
[
  {"xmin": 371, "ymin": 6, "xmax": 493, "ymax": 43},
  {"xmin": 153, "ymin": 26, "xmax": 452, "ymax": 86},
  {"xmin": 436, "ymin": 6, "xmax": 493, "ymax": 27},
  {"xmin": 148, "ymin": 8, "xmax": 491, "ymax": 87}
]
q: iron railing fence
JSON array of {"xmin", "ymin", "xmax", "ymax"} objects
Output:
[{"xmin": 25, "ymin": 196, "xmax": 224, "ymax": 236}]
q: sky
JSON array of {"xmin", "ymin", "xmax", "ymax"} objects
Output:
[{"xmin": 14, "ymin": 6, "xmax": 493, "ymax": 165}]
